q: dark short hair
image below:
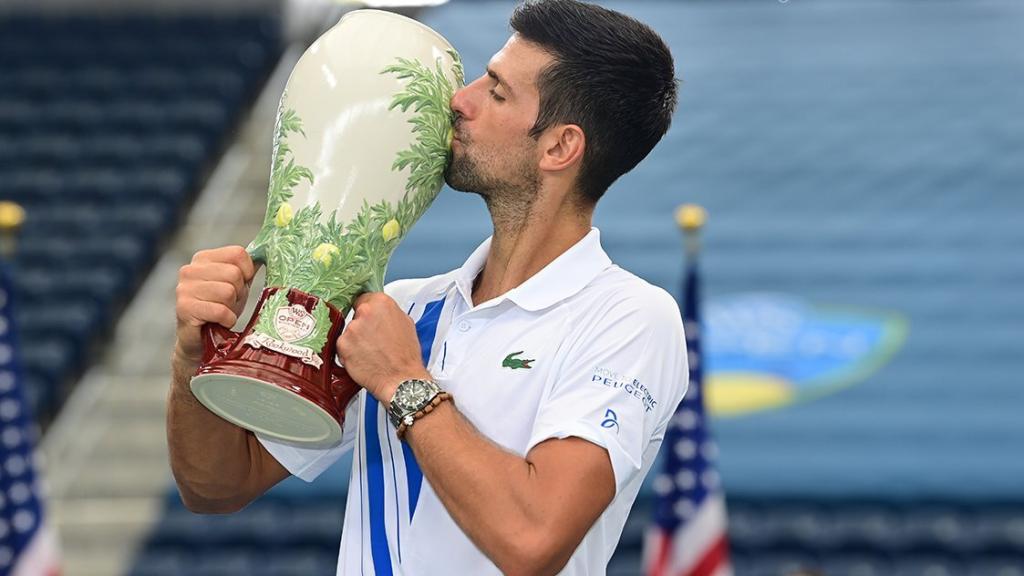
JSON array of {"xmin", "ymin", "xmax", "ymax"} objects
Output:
[{"xmin": 510, "ymin": 0, "xmax": 678, "ymax": 204}]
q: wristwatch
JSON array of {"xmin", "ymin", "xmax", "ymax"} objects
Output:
[{"xmin": 387, "ymin": 378, "xmax": 446, "ymax": 430}]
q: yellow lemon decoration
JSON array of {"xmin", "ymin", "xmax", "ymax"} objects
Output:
[
  {"xmin": 274, "ymin": 203, "xmax": 294, "ymax": 227},
  {"xmin": 382, "ymin": 219, "xmax": 401, "ymax": 242},
  {"xmin": 312, "ymin": 243, "xmax": 340, "ymax": 266}
]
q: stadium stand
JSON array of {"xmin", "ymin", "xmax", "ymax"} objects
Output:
[{"xmin": 0, "ymin": 14, "xmax": 279, "ymax": 423}]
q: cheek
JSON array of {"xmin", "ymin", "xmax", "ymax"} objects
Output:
[{"xmin": 490, "ymin": 113, "xmax": 533, "ymax": 148}]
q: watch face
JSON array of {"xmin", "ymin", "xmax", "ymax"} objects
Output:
[{"xmin": 397, "ymin": 380, "xmax": 431, "ymax": 411}]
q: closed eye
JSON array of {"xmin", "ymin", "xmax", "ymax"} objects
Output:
[{"xmin": 489, "ymin": 88, "xmax": 506, "ymax": 102}]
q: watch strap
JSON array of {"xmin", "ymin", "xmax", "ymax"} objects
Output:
[{"xmin": 396, "ymin": 391, "xmax": 452, "ymax": 440}]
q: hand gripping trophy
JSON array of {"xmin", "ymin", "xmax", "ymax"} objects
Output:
[{"xmin": 189, "ymin": 10, "xmax": 464, "ymax": 447}]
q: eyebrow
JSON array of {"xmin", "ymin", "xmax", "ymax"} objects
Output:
[{"xmin": 486, "ymin": 67, "xmax": 514, "ymax": 97}]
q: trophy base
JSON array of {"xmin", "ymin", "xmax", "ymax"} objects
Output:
[{"xmin": 191, "ymin": 372, "xmax": 343, "ymax": 448}]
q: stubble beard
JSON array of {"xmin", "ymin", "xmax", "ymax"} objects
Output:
[{"xmin": 445, "ymin": 137, "xmax": 540, "ymax": 234}]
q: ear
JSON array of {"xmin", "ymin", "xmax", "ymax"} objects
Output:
[{"xmin": 538, "ymin": 124, "xmax": 585, "ymax": 173}]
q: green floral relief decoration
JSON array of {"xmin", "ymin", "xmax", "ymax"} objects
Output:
[{"xmin": 247, "ymin": 50, "xmax": 464, "ymax": 319}]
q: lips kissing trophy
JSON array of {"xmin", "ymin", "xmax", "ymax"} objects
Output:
[{"xmin": 189, "ymin": 10, "xmax": 463, "ymax": 447}]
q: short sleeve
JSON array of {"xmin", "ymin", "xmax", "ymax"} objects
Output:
[
  {"xmin": 526, "ymin": 287, "xmax": 689, "ymax": 494},
  {"xmin": 257, "ymin": 391, "xmax": 361, "ymax": 482}
]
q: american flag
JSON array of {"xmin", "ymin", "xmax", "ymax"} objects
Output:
[
  {"xmin": 643, "ymin": 255, "xmax": 732, "ymax": 576},
  {"xmin": 0, "ymin": 264, "xmax": 60, "ymax": 576}
]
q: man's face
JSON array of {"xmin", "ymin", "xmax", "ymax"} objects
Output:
[{"xmin": 445, "ymin": 35, "xmax": 550, "ymax": 200}]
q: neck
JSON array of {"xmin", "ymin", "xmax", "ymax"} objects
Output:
[{"xmin": 473, "ymin": 185, "xmax": 592, "ymax": 307}]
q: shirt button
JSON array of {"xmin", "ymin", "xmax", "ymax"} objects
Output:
[{"xmin": 457, "ymin": 320, "xmax": 471, "ymax": 332}]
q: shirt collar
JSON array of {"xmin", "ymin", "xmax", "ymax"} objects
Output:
[{"xmin": 451, "ymin": 227, "xmax": 612, "ymax": 312}]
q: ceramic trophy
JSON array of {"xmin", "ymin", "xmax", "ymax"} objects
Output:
[{"xmin": 190, "ymin": 9, "xmax": 464, "ymax": 447}]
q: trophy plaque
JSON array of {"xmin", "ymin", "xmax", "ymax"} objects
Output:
[{"xmin": 190, "ymin": 10, "xmax": 464, "ymax": 447}]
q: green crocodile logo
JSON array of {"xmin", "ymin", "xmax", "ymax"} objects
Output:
[{"xmin": 502, "ymin": 351, "xmax": 534, "ymax": 370}]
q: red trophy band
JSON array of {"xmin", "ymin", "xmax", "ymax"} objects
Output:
[{"xmin": 192, "ymin": 286, "xmax": 360, "ymax": 446}]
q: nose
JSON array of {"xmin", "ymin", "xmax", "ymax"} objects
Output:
[{"xmin": 450, "ymin": 84, "xmax": 472, "ymax": 120}]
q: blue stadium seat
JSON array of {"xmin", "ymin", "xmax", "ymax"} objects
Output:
[
  {"xmin": 606, "ymin": 550, "xmax": 642, "ymax": 576},
  {"xmin": 71, "ymin": 67, "xmax": 124, "ymax": 101},
  {"xmin": 21, "ymin": 371, "xmax": 57, "ymax": 424},
  {"xmin": 77, "ymin": 134, "xmax": 145, "ymax": 167},
  {"xmin": 819, "ymin": 553, "xmax": 891, "ymax": 576},
  {"xmin": 190, "ymin": 66, "xmax": 247, "ymax": 107},
  {"xmin": 252, "ymin": 549, "xmax": 337, "ymax": 576},
  {"xmin": 212, "ymin": 503, "xmax": 284, "ymax": 548},
  {"xmin": 125, "ymin": 549, "xmax": 186, "ymax": 576},
  {"xmin": 830, "ymin": 506, "xmax": 907, "ymax": 553},
  {"xmin": 902, "ymin": 507, "xmax": 967, "ymax": 553},
  {"xmin": 11, "ymin": 264, "xmax": 125, "ymax": 326},
  {"xmin": 0, "ymin": 98, "xmax": 40, "ymax": 135},
  {"xmin": 16, "ymin": 300, "xmax": 104, "ymax": 358},
  {"xmin": 972, "ymin": 511, "xmax": 1024, "ymax": 555},
  {"xmin": 191, "ymin": 550, "xmax": 258, "ymax": 576},
  {"xmin": 163, "ymin": 99, "xmax": 229, "ymax": 144},
  {"xmin": 146, "ymin": 507, "xmax": 216, "ymax": 550},
  {"xmin": 891, "ymin": 555, "xmax": 963, "ymax": 576},
  {"xmin": 967, "ymin": 557, "xmax": 1024, "ymax": 576},
  {"xmin": 15, "ymin": 335, "xmax": 78, "ymax": 400},
  {"xmin": 102, "ymin": 99, "xmax": 168, "ymax": 134},
  {"xmin": 733, "ymin": 552, "xmax": 816, "ymax": 576},
  {"xmin": 276, "ymin": 504, "xmax": 345, "ymax": 549}
]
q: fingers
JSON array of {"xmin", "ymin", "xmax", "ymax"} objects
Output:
[
  {"xmin": 189, "ymin": 280, "xmax": 247, "ymax": 316},
  {"xmin": 191, "ymin": 246, "xmax": 257, "ymax": 283},
  {"xmin": 174, "ymin": 246, "xmax": 257, "ymax": 362},
  {"xmin": 173, "ymin": 293, "xmax": 237, "ymax": 362},
  {"xmin": 178, "ymin": 262, "xmax": 249, "ymax": 306},
  {"xmin": 177, "ymin": 297, "xmax": 238, "ymax": 330},
  {"xmin": 352, "ymin": 292, "xmax": 393, "ymax": 316}
]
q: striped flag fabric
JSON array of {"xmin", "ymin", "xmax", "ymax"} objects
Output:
[
  {"xmin": 643, "ymin": 255, "xmax": 732, "ymax": 576},
  {"xmin": 0, "ymin": 265, "xmax": 60, "ymax": 576}
]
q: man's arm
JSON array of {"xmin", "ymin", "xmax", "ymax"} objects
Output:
[
  {"xmin": 167, "ymin": 246, "xmax": 290, "ymax": 514},
  {"xmin": 337, "ymin": 293, "xmax": 616, "ymax": 576},
  {"xmin": 407, "ymin": 403, "xmax": 615, "ymax": 576}
]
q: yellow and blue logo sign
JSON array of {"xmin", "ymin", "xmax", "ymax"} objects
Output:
[{"xmin": 703, "ymin": 294, "xmax": 908, "ymax": 417}]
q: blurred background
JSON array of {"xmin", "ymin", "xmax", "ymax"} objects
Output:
[{"xmin": 0, "ymin": 0, "xmax": 1022, "ymax": 574}]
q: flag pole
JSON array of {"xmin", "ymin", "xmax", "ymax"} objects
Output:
[
  {"xmin": 0, "ymin": 201, "xmax": 25, "ymax": 261},
  {"xmin": 644, "ymin": 203, "xmax": 732, "ymax": 576},
  {"xmin": 675, "ymin": 203, "xmax": 707, "ymax": 340},
  {"xmin": 674, "ymin": 203, "xmax": 707, "ymax": 259}
]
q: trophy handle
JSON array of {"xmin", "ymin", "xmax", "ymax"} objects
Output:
[
  {"xmin": 201, "ymin": 323, "xmax": 240, "ymax": 365},
  {"xmin": 330, "ymin": 359, "xmax": 361, "ymax": 416}
]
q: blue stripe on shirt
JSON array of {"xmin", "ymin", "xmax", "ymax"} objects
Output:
[
  {"xmin": 362, "ymin": 294, "xmax": 447, "ymax": 573},
  {"xmin": 364, "ymin": 397, "xmax": 393, "ymax": 576},
  {"xmin": 404, "ymin": 296, "xmax": 446, "ymax": 520}
]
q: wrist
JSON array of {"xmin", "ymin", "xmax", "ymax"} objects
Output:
[
  {"xmin": 173, "ymin": 340, "xmax": 203, "ymax": 370},
  {"xmin": 170, "ymin": 347, "xmax": 202, "ymax": 400},
  {"xmin": 385, "ymin": 377, "xmax": 450, "ymax": 439},
  {"xmin": 378, "ymin": 368, "xmax": 433, "ymax": 405}
]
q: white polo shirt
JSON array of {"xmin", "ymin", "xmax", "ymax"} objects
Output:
[{"xmin": 258, "ymin": 227, "xmax": 689, "ymax": 576}]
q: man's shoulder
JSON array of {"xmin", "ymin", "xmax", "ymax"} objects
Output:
[
  {"xmin": 577, "ymin": 265, "xmax": 682, "ymax": 327},
  {"xmin": 383, "ymin": 269, "xmax": 459, "ymax": 309}
]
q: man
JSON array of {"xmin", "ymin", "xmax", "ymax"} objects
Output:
[{"xmin": 168, "ymin": 1, "xmax": 685, "ymax": 574}]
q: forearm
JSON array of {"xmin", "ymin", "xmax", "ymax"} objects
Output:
[
  {"xmin": 404, "ymin": 402, "xmax": 571, "ymax": 576},
  {"xmin": 166, "ymin": 349, "xmax": 266, "ymax": 513}
]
